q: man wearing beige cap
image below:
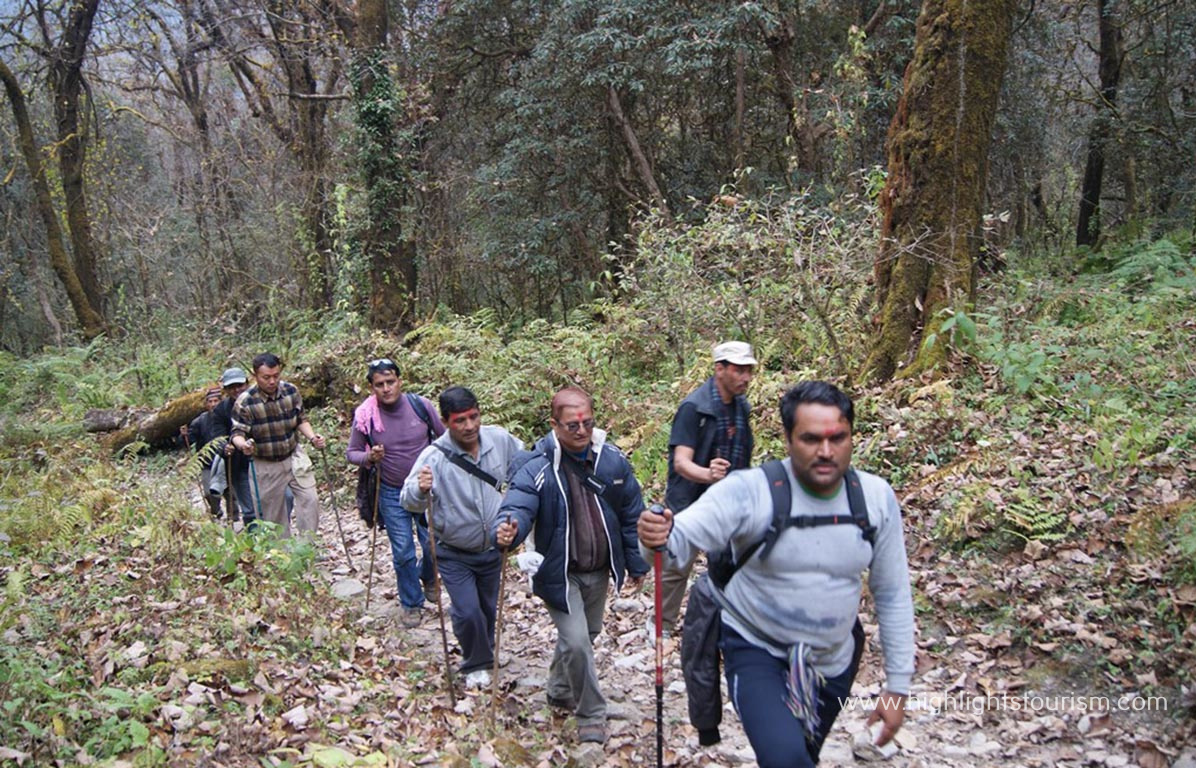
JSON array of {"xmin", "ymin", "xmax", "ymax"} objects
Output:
[{"xmin": 660, "ymin": 340, "xmax": 757, "ymax": 633}]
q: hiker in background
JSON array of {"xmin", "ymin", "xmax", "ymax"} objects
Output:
[
  {"xmin": 638, "ymin": 381, "xmax": 914, "ymax": 768},
  {"xmin": 659, "ymin": 340, "xmax": 756, "ymax": 634},
  {"xmin": 230, "ymin": 353, "xmax": 325, "ymax": 539},
  {"xmin": 495, "ymin": 387, "xmax": 649, "ymax": 744},
  {"xmin": 210, "ymin": 368, "xmax": 255, "ymax": 526},
  {"xmin": 183, "ymin": 387, "xmax": 224, "ymax": 519},
  {"xmin": 346, "ymin": 358, "xmax": 444, "ymax": 626},
  {"xmin": 401, "ymin": 386, "xmax": 523, "ymax": 685}
]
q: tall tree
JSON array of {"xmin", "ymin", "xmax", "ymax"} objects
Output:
[
  {"xmin": 194, "ymin": 0, "xmax": 351, "ymax": 310},
  {"xmin": 0, "ymin": 57, "xmax": 106, "ymax": 339},
  {"xmin": 1075, "ymin": 0, "xmax": 1124, "ymax": 247},
  {"xmin": 863, "ymin": 0, "xmax": 1017, "ymax": 382},
  {"xmin": 352, "ymin": 0, "xmax": 418, "ymax": 331},
  {"xmin": 39, "ymin": 0, "xmax": 106, "ymax": 314}
]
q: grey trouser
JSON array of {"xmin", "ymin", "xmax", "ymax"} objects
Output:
[{"xmin": 545, "ymin": 569, "xmax": 609, "ymax": 726}]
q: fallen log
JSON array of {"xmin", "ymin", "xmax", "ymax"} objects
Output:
[
  {"xmin": 103, "ymin": 367, "xmax": 330, "ymax": 455},
  {"xmin": 83, "ymin": 408, "xmax": 149, "ymax": 433}
]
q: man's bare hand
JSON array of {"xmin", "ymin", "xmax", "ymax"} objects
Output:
[
  {"xmin": 865, "ymin": 692, "xmax": 906, "ymax": 746},
  {"xmin": 637, "ymin": 507, "xmax": 673, "ymax": 549},
  {"xmin": 496, "ymin": 519, "xmax": 519, "ymax": 549}
]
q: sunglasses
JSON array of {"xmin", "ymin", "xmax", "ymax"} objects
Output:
[
  {"xmin": 367, "ymin": 358, "xmax": 399, "ymax": 375},
  {"xmin": 558, "ymin": 418, "xmax": 595, "ymax": 434}
]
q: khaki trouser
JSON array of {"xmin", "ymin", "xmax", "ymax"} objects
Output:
[{"xmin": 251, "ymin": 447, "xmax": 320, "ymax": 538}]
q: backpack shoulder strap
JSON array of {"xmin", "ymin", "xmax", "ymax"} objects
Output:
[
  {"xmin": 433, "ymin": 443, "xmax": 502, "ymax": 490},
  {"xmin": 406, "ymin": 393, "xmax": 436, "ymax": 443},
  {"xmin": 844, "ymin": 467, "xmax": 876, "ymax": 547},
  {"xmin": 752, "ymin": 459, "xmax": 792, "ymax": 562}
]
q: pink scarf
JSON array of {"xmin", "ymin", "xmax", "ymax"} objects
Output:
[{"xmin": 353, "ymin": 395, "xmax": 385, "ymax": 436}]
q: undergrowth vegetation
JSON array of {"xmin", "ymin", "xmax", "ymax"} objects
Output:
[{"xmin": 0, "ymin": 198, "xmax": 1193, "ymax": 763}]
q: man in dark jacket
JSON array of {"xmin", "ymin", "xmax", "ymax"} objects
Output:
[
  {"xmin": 660, "ymin": 340, "xmax": 756, "ymax": 633},
  {"xmin": 209, "ymin": 368, "xmax": 254, "ymax": 526},
  {"xmin": 495, "ymin": 387, "xmax": 649, "ymax": 745},
  {"xmin": 184, "ymin": 387, "xmax": 224, "ymax": 519}
]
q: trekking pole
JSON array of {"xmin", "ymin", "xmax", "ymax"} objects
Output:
[
  {"xmin": 490, "ymin": 514, "xmax": 512, "ymax": 727},
  {"xmin": 364, "ymin": 466, "xmax": 381, "ymax": 611},
  {"xmin": 247, "ymin": 444, "xmax": 263, "ymax": 525},
  {"xmin": 425, "ymin": 491, "xmax": 457, "ymax": 707},
  {"xmin": 318, "ymin": 446, "xmax": 355, "ymax": 570},
  {"xmin": 650, "ymin": 502, "xmax": 666, "ymax": 768},
  {"xmin": 225, "ymin": 445, "xmax": 236, "ymax": 526}
]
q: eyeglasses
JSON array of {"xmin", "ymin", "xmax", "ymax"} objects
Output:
[
  {"xmin": 558, "ymin": 418, "xmax": 595, "ymax": 434},
  {"xmin": 367, "ymin": 358, "xmax": 398, "ymax": 375}
]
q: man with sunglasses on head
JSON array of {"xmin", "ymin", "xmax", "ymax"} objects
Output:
[
  {"xmin": 660, "ymin": 340, "xmax": 757, "ymax": 636},
  {"xmin": 495, "ymin": 387, "xmax": 650, "ymax": 745},
  {"xmin": 400, "ymin": 387, "xmax": 523, "ymax": 686},
  {"xmin": 347, "ymin": 358, "xmax": 445, "ymax": 626}
]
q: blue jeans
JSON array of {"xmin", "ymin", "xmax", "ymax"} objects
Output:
[
  {"xmin": 379, "ymin": 483, "xmax": 427, "ymax": 609},
  {"xmin": 722, "ymin": 623, "xmax": 859, "ymax": 768}
]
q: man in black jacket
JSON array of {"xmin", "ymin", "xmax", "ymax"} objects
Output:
[
  {"xmin": 183, "ymin": 387, "xmax": 224, "ymax": 518},
  {"xmin": 660, "ymin": 341, "xmax": 756, "ymax": 633},
  {"xmin": 209, "ymin": 368, "xmax": 254, "ymax": 525}
]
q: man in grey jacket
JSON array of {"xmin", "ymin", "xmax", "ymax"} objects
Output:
[
  {"xmin": 638, "ymin": 381, "xmax": 914, "ymax": 768},
  {"xmin": 401, "ymin": 386, "xmax": 523, "ymax": 688}
]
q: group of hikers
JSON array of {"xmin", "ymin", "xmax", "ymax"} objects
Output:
[{"xmin": 182, "ymin": 344, "xmax": 914, "ymax": 767}]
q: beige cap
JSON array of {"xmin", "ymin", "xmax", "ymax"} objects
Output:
[{"xmin": 712, "ymin": 341, "xmax": 758, "ymax": 366}]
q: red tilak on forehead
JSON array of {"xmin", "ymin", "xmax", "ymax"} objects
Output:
[
  {"xmin": 822, "ymin": 427, "xmax": 840, "ymax": 438},
  {"xmin": 448, "ymin": 408, "xmax": 479, "ymax": 421}
]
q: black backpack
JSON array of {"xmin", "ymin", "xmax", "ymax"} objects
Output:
[
  {"xmin": 356, "ymin": 393, "xmax": 436, "ymax": 528},
  {"xmin": 707, "ymin": 459, "xmax": 876, "ymax": 589}
]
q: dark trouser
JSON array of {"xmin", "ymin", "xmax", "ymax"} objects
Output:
[
  {"xmin": 436, "ymin": 546, "xmax": 503, "ymax": 674},
  {"xmin": 722, "ymin": 621, "xmax": 863, "ymax": 768}
]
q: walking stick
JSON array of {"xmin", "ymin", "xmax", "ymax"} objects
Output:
[
  {"xmin": 225, "ymin": 444, "xmax": 237, "ymax": 526},
  {"xmin": 364, "ymin": 465, "xmax": 381, "ymax": 611},
  {"xmin": 490, "ymin": 514, "xmax": 512, "ymax": 725},
  {"xmin": 650, "ymin": 503, "xmax": 666, "ymax": 768},
  {"xmin": 318, "ymin": 446, "xmax": 355, "ymax": 569},
  {"xmin": 425, "ymin": 491, "xmax": 457, "ymax": 707},
  {"xmin": 248, "ymin": 448, "xmax": 264, "ymax": 525}
]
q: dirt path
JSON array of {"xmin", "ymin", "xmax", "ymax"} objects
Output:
[{"xmin": 312, "ymin": 508, "xmax": 1187, "ymax": 768}]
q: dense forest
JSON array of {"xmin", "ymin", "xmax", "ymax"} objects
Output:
[
  {"xmin": 2, "ymin": 1, "xmax": 1195, "ymax": 766},
  {"xmin": 2, "ymin": 0, "xmax": 1192, "ymax": 357}
]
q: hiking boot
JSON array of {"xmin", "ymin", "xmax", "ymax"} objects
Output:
[
  {"xmin": 546, "ymin": 693, "xmax": 575, "ymax": 712},
  {"xmin": 464, "ymin": 669, "xmax": 491, "ymax": 689},
  {"xmin": 577, "ymin": 723, "xmax": 607, "ymax": 743},
  {"xmin": 400, "ymin": 607, "xmax": 423, "ymax": 628}
]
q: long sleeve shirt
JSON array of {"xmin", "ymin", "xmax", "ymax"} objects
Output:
[
  {"xmin": 346, "ymin": 394, "xmax": 444, "ymax": 488},
  {"xmin": 400, "ymin": 425, "xmax": 523, "ymax": 552},
  {"xmin": 645, "ymin": 462, "xmax": 916, "ymax": 694}
]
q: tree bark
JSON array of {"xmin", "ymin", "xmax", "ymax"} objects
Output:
[
  {"xmin": 0, "ymin": 57, "xmax": 106, "ymax": 339},
  {"xmin": 354, "ymin": 0, "xmax": 418, "ymax": 331},
  {"xmin": 1075, "ymin": 0, "xmax": 1124, "ymax": 247},
  {"xmin": 46, "ymin": 0, "xmax": 105, "ymax": 314},
  {"xmin": 607, "ymin": 86, "xmax": 671, "ymax": 218},
  {"xmin": 863, "ymin": 0, "xmax": 1017, "ymax": 383}
]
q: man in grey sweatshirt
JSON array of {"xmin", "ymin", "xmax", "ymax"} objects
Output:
[
  {"xmin": 638, "ymin": 381, "xmax": 914, "ymax": 768},
  {"xmin": 401, "ymin": 386, "xmax": 523, "ymax": 687}
]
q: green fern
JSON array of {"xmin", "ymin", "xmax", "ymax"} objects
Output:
[{"xmin": 1002, "ymin": 499, "xmax": 1069, "ymax": 543}]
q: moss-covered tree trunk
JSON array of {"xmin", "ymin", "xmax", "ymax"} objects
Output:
[
  {"xmin": 354, "ymin": 0, "xmax": 417, "ymax": 332},
  {"xmin": 48, "ymin": 0, "xmax": 105, "ymax": 316},
  {"xmin": 1075, "ymin": 0, "xmax": 1124, "ymax": 248},
  {"xmin": 0, "ymin": 58, "xmax": 106, "ymax": 339},
  {"xmin": 862, "ymin": 0, "xmax": 1016, "ymax": 383}
]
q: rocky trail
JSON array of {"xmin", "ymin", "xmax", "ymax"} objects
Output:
[{"xmin": 305, "ymin": 497, "xmax": 1192, "ymax": 768}]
